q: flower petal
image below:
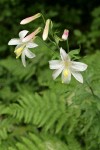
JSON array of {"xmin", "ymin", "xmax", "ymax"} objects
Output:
[
  {"xmin": 60, "ymin": 47, "xmax": 70, "ymax": 61},
  {"xmin": 52, "ymin": 67, "xmax": 64, "ymax": 80},
  {"xmin": 62, "ymin": 69, "xmax": 71, "ymax": 84},
  {"xmin": 8, "ymin": 39, "xmax": 21, "ymax": 45},
  {"xmin": 49, "ymin": 60, "xmax": 63, "ymax": 69},
  {"xmin": 21, "ymin": 50, "xmax": 26, "ymax": 67},
  {"xmin": 71, "ymin": 71, "xmax": 83, "ymax": 83},
  {"xmin": 71, "ymin": 61, "xmax": 88, "ymax": 72},
  {"xmin": 24, "ymin": 49, "xmax": 36, "ymax": 58},
  {"xmin": 19, "ymin": 30, "xmax": 29, "ymax": 39},
  {"xmin": 26, "ymin": 42, "xmax": 38, "ymax": 48}
]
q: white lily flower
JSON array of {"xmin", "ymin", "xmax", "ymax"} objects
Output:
[
  {"xmin": 49, "ymin": 48, "xmax": 88, "ymax": 84},
  {"xmin": 8, "ymin": 30, "xmax": 38, "ymax": 67}
]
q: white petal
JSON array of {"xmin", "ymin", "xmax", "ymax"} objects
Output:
[
  {"xmin": 62, "ymin": 69, "xmax": 71, "ymax": 84},
  {"xmin": 19, "ymin": 30, "xmax": 29, "ymax": 39},
  {"xmin": 60, "ymin": 47, "xmax": 70, "ymax": 61},
  {"xmin": 71, "ymin": 61, "xmax": 88, "ymax": 72},
  {"xmin": 49, "ymin": 60, "xmax": 63, "ymax": 69},
  {"xmin": 15, "ymin": 44, "xmax": 22, "ymax": 50},
  {"xmin": 52, "ymin": 67, "xmax": 64, "ymax": 80},
  {"xmin": 24, "ymin": 49, "xmax": 36, "ymax": 58},
  {"xmin": 71, "ymin": 71, "xmax": 83, "ymax": 83},
  {"xmin": 26, "ymin": 42, "xmax": 38, "ymax": 48},
  {"xmin": 21, "ymin": 50, "xmax": 26, "ymax": 67},
  {"xmin": 8, "ymin": 39, "xmax": 21, "ymax": 45}
]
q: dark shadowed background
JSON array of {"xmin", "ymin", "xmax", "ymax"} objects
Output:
[{"xmin": 0, "ymin": 0, "xmax": 100, "ymax": 57}]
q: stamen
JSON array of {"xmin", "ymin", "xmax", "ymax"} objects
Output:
[
  {"xmin": 63, "ymin": 69, "xmax": 69, "ymax": 77},
  {"xmin": 64, "ymin": 61, "xmax": 70, "ymax": 67},
  {"xmin": 14, "ymin": 45, "xmax": 25, "ymax": 58}
]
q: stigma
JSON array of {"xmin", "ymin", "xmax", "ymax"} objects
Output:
[{"xmin": 63, "ymin": 69, "xmax": 69, "ymax": 77}]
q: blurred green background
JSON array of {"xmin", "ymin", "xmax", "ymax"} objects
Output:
[
  {"xmin": 0, "ymin": 0, "xmax": 100, "ymax": 56},
  {"xmin": 0, "ymin": 0, "xmax": 100, "ymax": 150}
]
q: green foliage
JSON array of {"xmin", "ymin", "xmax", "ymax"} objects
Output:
[
  {"xmin": 74, "ymin": 7, "xmax": 100, "ymax": 53},
  {"xmin": 0, "ymin": 49, "xmax": 100, "ymax": 149},
  {"xmin": 0, "ymin": 1, "xmax": 100, "ymax": 149}
]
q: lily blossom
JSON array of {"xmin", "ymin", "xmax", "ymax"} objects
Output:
[
  {"xmin": 8, "ymin": 30, "xmax": 38, "ymax": 67},
  {"xmin": 62, "ymin": 29, "xmax": 69, "ymax": 40},
  {"xmin": 20, "ymin": 13, "xmax": 41, "ymax": 25},
  {"xmin": 49, "ymin": 48, "xmax": 87, "ymax": 84},
  {"xmin": 42, "ymin": 19, "xmax": 51, "ymax": 41}
]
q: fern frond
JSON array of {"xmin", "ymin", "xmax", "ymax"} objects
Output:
[
  {"xmin": 5, "ymin": 91, "xmax": 67, "ymax": 133},
  {"xmin": 8, "ymin": 132, "xmax": 69, "ymax": 150}
]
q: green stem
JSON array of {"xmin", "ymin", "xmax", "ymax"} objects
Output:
[
  {"xmin": 48, "ymin": 37, "xmax": 59, "ymax": 50},
  {"xmin": 86, "ymin": 81, "xmax": 95, "ymax": 97},
  {"xmin": 37, "ymin": 37, "xmax": 52, "ymax": 50},
  {"xmin": 41, "ymin": 14, "xmax": 45, "ymax": 24},
  {"xmin": 48, "ymin": 37, "xmax": 54, "ymax": 43},
  {"xmin": 66, "ymin": 39, "xmax": 69, "ymax": 53},
  {"xmin": 85, "ymin": 80, "xmax": 100, "ymax": 101}
]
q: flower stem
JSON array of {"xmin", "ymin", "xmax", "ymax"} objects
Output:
[
  {"xmin": 48, "ymin": 36, "xmax": 59, "ymax": 50},
  {"xmin": 41, "ymin": 14, "xmax": 45, "ymax": 24},
  {"xmin": 37, "ymin": 37, "xmax": 51, "ymax": 50},
  {"xmin": 66, "ymin": 39, "xmax": 69, "ymax": 53},
  {"xmin": 86, "ymin": 81, "xmax": 95, "ymax": 97}
]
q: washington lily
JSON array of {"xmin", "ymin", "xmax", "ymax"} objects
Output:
[
  {"xmin": 49, "ymin": 48, "xmax": 87, "ymax": 84},
  {"xmin": 8, "ymin": 30, "xmax": 38, "ymax": 67}
]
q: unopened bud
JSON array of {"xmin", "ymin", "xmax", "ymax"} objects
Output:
[
  {"xmin": 62, "ymin": 29, "xmax": 69, "ymax": 40},
  {"xmin": 42, "ymin": 19, "xmax": 51, "ymax": 41},
  {"xmin": 20, "ymin": 13, "xmax": 41, "ymax": 25},
  {"xmin": 22, "ymin": 27, "xmax": 41, "ymax": 42}
]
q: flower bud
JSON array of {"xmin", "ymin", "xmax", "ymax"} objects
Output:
[
  {"xmin": 22, "ymin": 27, "xmax": 41, "ymax": 42},
  {"xmin": 20, "ymin": 13, "xmax": 41, "ymax": 25},
  {"xmin": 42, "ymin": 19, "xmax": 51, "ymax": 41},
  {"xmin": 62, "ymin": 29, "xmax": 69, "ymax": 40}
]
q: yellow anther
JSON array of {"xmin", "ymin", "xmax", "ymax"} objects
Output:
[
  {"xmin": 14, "ymin": 45, "xmax": 24, "ymax": 58},
  {"xmin": 63, "ymin": 69, "xmax": 69, "ymax": 77}
]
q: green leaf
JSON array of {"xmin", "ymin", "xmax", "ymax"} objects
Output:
[{"xmin": 68, "ymin": 49, "xmax": 81, "ymax": 59}]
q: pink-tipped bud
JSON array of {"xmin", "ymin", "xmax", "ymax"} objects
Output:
[
  {"xmin": 20, "ymin": 13, "xmax": 41, "ymax": 25},
  {"xmin": 22, "ymin": 27, "xmax": 41, "ymax": 42},
  {"xmin": 62, "ymin": 29, "xmax": 69, "ymax": 40}
]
